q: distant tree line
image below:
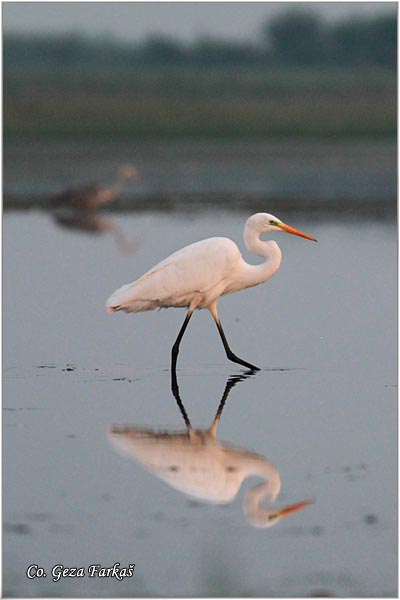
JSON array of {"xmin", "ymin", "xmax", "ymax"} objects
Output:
[{"xmin": 4, "ymin": 9, "xmax": 397, "ymax": 70}]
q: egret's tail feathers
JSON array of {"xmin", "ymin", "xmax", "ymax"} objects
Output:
[
  {"xmin": 106, "ymin": 282, "xmax": 161, "ymax": 314},
  {"xmin": 106, "ymin": 282, "xmax": 135, "ymax": 313},
  {"xmin": 107, "ymin": 299, "xmax": 160, "ymax": 313},
  {"xmin": 107, "ymin": 305, "xmax": 120, "ymax": 313}
]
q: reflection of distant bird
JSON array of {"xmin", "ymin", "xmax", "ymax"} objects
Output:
[
  {"xmin": 53, "ymin": 208, "xmax": 140, "ymax": 253},
  {"xmin": 107, "ymin": 213, "xmax": 317, "ymax": 371},
  {"xmin": 108, "ymin": 371, "xmax": 313, "ymax": 528},
  {"xmin": 52, "ymin": 164, "xmax": 142, "ymax": 209}
]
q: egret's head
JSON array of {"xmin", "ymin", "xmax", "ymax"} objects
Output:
[
  {"xmin": 251, "ymin": 213, "xmax": 317, "ymax": 242},
  {"xmin": 263, "ymin": 213, "xmax": 284, "ymax": 232}
]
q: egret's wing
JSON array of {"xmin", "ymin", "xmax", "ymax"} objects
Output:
[{"xmin": 107, "ymin": 237, "xmax": 241, "ymax": 312}]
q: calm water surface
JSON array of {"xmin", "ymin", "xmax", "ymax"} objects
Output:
[{"xmin": 3, "ymin": 209, "xmax": 397, "ymax": 597}]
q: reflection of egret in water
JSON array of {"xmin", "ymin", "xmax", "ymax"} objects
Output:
[
  {"xmin": 108, "ymin": 371, "xmax": 313, "ymax": 528},
  {"xmin": 52, "ymin": 209, "xmax": 140, "ymax": 253},
  {"xmin": 52, "ymin": 164, "xmax": 142, "ymax": 209}
]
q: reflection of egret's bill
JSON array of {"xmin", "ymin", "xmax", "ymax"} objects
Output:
[{"xmin": 108, "ymin": 373, "xmax": 314, "ymax": 528}]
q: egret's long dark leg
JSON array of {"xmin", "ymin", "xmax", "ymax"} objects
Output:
[
  {"xmin": 171, "ymin": 309, "xmax": 194, "ymax": 372},
  {"xmin": 209, "ymin": 302, "xmax": 260, "ymax": 371},
  {"xmin": 215, "ymin": 319, "xmax": 260, "ymax": 370}
]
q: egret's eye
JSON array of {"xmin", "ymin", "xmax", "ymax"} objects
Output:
[{"xmin": 269, "ymin": 219, "xmax": 279, "ymax": 226}]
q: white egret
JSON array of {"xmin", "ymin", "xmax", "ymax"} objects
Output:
[{"xmin": 106, "ymin": 213, "xmax": 316, "ymax": 370}]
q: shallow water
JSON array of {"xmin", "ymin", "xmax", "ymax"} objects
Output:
[{"xmin": 3, "ymin": 205, "xmax": 397, "ymax": 597}]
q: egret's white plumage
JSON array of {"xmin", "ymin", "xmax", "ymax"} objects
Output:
[
  {"xmin": 106, "ymin": 236, "xmax": 273, "ymax": 313},
  {"xmin": 106, "ymin": 212, "xmax": 316, "ymax": 370}
]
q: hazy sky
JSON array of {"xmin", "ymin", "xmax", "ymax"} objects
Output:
[{"xmin": 3, "ymin": 2, "xmax": 396, "ymax": 42}]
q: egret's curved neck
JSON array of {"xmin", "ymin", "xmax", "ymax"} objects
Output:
[
  {"xmin": 242, "ymin": 222, "xmax": 282, "ymax": 286},
  {"xmin": 242, "ymin": 458, "xmax": 282, "ymax": 528}
]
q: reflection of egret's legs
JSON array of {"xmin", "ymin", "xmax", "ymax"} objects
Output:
[
  {"xmin": 170, "ymin": 366, "xmax": 192, "ymax": 430},
  {"xmin": 209, "ymin": 371, "xmax": 256, "ymax": 436},
  {"xmin": 170, "ymin": 366, "xmax": 258, "ymax": 433}
]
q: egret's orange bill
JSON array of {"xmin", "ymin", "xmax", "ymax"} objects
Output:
[
  {"xmin": 280, "ymin": 223, "xmax": 317, "ymax": 242},
  {"xmin": 278, "ymin": 498, "xmax": 315, "ymax": 517}
]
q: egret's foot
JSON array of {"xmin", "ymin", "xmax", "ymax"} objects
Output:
[{"xmin": 226, "ymin": 351, "xmax": 260, "ymax": 371}]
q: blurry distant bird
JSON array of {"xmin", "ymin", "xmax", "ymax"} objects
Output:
[
  {"xmin": 52, "ymin": 164, "xmax": 142, "ymax": 209},
  {"xmin": 107, "ymin": 212, "xmax": 317, "ymax": 370},
  {"xmin": 108, "ymin": 372, "xmax": 314, "ymax": 528}
]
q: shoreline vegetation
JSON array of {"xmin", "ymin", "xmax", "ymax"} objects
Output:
[
  {"xmin": 4, "ymin": 65, "xmax": 396, "ymax": 140},
  {"xmin": 3, "ymin": 69, "xmax": 397, "ymax": 140},
  {"xmin": 4, "ymin": 10, "xmax": 396, "ymax": 140}
]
